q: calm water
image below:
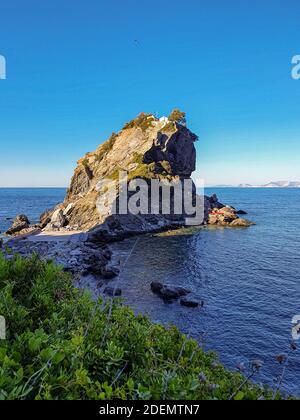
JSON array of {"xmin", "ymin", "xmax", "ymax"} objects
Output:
[
  {"xmin": 0, "ymin": 188, "xmax": 66, "ymax": 237},
  {"xmin": 0, "ymin": 188, "xmax": 300, "ymax": 395},
  {"xmin": 118, "ymin": 188, "xmax": 300, "ymax": 396}
]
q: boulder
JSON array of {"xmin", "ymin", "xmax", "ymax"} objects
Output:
[
  {"xmin": 47, "ymin": 209, "xmax": 67, "ymax": 229},
  {"xmin": 151, "ymin": 282, "xmax": 190, "ymax": 301},
  {"xmin": 39, "ymin": 210, "xmax": 53, "ymax": 229},
  {"xmin": 151, "ymin": 281, "xmax": 164, "ymax": 294},
  {"xmin": 5, "ymin": 215, "xmax": 30, "ymax": 235}
]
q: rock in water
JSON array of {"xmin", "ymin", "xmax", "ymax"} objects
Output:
[
  {"xmin": 151, "ymin": 281, "xmax": 164, "ymax": 294},
  {"xmin": 180, "ymin": 297, "xmax": 203, "ymax": 308},
  {"xmin": 236, "ymin": 209, "xmax": 248, "ymax": 215},
  {"xmin": 6, "ymin": 215, "xmax": 30, "ymax": 235},
  {"xmin": 151, "ymin": 282, "xmax": 191, "ymax": 301},
  {"xmin": 230, "ymin": 218, "xmax": 254, "ymax": 227}
]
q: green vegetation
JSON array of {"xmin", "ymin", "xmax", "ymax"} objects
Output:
[
  {"xmin": 0, "ymin": 254, "xmax": 284, "ymax": 400},
  {"xmin": 127, "ymin": 162, "xmax": 156, "ymax": 181},
  {"xmin": 123, "ymin": 113, "xmax": 155, "ymax": 132},
  {"xmin": 82, "ymin": 158, "xmax": 89, "ymax": 168},
  {"xmin": 168, "ymin": 109, "xmax": 186, "ymax": 124},
  {"xmin": 96, "ymin": 132, "xmax": 118, "ymax": 163},
  {"xmin": 161, "ymin": 121, "xmax": 176, "ymax": 133},
  {"xmin": 131, "ymin": 153, "xmax": 145, "ymax": 165},
  {"xmin": 107, "ymin": 160, "xmax": 156, "ymax": 182},
  {"xmin": 107, "ymin": 167, "xmax": 122, "ymax": 181}
]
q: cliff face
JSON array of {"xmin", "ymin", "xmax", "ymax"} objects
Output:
[{"xmin": 43, "ymin": 113, "xmax": 198, "ymax": 235}]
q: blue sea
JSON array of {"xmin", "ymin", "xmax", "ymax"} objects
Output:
[
  {"xmin": 0, "ymin": 188, "xmax": 66, "ymax": 237},
  {"xmin": 0, "ymin": 187, "xmax": 300, "ymax": 395}
]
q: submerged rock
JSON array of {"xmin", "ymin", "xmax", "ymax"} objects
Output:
[{"xmin": 180, "ymin": 297, "xmax": 204, "ymax": 308}]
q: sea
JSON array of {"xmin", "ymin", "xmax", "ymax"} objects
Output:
[{"xmin": 0, "ymin": 187, "xmax": 300, "ymax": 395}]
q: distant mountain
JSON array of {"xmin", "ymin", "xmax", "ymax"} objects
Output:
[
  {"xmin": 238, "ymin": 181, "xmax": 300, "ymax": 188},
  {"xmin": 238, "ymin": 183, "xmax": 256, "ymax": 188}
]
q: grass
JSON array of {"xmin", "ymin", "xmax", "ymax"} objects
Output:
[{"xmin": 0, "ymin": 253, "xmax": 286, "ymax": 400}]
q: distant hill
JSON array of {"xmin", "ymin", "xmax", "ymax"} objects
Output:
[
  {"xmin": 208, "ymin": 181, "xmax": 300, "ymax": 188},
  {"xmin": 238, "ymin": 181, "xmax": 300, "ymax": 188}
]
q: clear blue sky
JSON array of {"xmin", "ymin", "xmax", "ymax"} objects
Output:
[{"xmin": 0, "ymin": 0, "xmax": 300, "ymax": 187}]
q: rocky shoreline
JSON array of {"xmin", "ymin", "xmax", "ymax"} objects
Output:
[{"xmin": 0, "ymin": 191, "xmax": 253, "ymax": 305}]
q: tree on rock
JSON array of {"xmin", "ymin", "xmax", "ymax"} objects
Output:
[{"xmin": 168, "ymin": 109, "xmax": 186, "ymax": 125}]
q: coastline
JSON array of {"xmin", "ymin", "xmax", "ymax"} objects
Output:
[{"xmin": 1, "ymin": 188, "xmax": 300, "ymax": 397}]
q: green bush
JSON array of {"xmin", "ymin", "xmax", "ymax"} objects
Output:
[
  {"xmin": 123, "ymin": 113, "xmax": 154, "ymax": 132},
  {"xmin": 168, "ymin": 109, "xmax": 186, "ymax": 124},
  {"xmin": 0, "ymin": 254, "xmax": 280, "ymax": 400}
]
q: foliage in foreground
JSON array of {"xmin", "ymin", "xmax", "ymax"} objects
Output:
[{"xmin": 0, "ymin": 254, "xmax": 279, "ymax": 400}]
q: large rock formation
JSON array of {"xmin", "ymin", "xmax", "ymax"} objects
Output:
[
  {"xmin": 5, "ymin": 111, "xmax": 253, "ymax": 241},
  {"xmin": 41, "ymin": 112, "xmax": 203, "ymax": 239}
]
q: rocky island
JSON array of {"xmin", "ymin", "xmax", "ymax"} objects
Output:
[{"xmin": 2, "ymin": 111, "xmax": 252, "ymax": 289}]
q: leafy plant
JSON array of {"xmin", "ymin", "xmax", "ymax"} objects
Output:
[{"xmin": 168, "ymin": 109, "xmax": 186, "ymax": 124}]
